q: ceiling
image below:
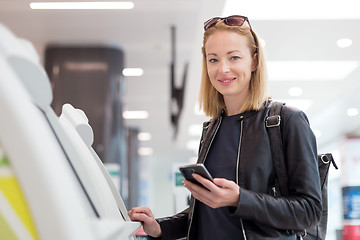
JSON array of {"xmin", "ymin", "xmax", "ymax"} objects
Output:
[{"xmin": 1, "ymin": 0, "xmax": 360, "ymax": 171}]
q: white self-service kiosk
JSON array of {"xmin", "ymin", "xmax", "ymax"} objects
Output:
[{"xmin": 0, "ymin": 23, "xmax": 140, "ymax": 240}]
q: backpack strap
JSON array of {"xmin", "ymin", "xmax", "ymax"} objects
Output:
[
  {"xmin": 266, "ymin": 101, "xmax": 308, "ymax": 239},
  {"xmin": 266, "ymin": 101, "xmax": 289, "ymax": 196}
]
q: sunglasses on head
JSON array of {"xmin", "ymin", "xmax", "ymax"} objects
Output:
[
  {"xmin": 204, "ymin": 15, "xmax": 252, "ymax": 31},
  {"xmin": 204, "ymin": 15, "xmax": 258, "ymax": 49}
]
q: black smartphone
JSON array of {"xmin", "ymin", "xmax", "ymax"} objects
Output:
[{"xmin": 179, "ymin": 163, "xmax": 213, "ymax": 187}]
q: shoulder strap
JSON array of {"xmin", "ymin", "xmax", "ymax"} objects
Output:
[{"xmin": 266, "ymin": 101, "xmax": 289, "ymax": 196}]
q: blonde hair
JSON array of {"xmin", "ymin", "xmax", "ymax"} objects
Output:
[{"xmin": 199, "ymin": 21, "xmax": 267, "ymax": 118}]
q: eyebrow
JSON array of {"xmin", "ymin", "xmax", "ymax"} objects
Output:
[{"xmin": 207, "ymin": 50, "xmax": 241, "ymax": 57}]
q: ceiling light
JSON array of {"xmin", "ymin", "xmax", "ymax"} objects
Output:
[
  {"xmin": 137, "ymin": 132, "xmax": 152, "ymax": 141},
  {"xmin": 268, "ymin": 61, "xmax": 359, "ymax": 81},
  {"xmin": 30, "ymin": 2, "xmax": 134, "ymax": 10},
  {"xmin": 347, "ymin": 108, "xmax": 359, "ymax": 117},
  {"xmin": 188, "ymin": 124, "xmax": 203, "ymax": 136},
  {"xmin": 288, "ymin": 87, "xmax": 303, "ymax": 97},
  {"xmin": 64, "ymin": 62, "xmax": 108, "ymax": 71},
  {"xmin": 337, "ymin": 38, "xmax": 353, "ymax": 48},
  {"xmin": 223, "ymin": 0, "xmax": 360, "ymax": 20},
  {"xmin": 122, "ymin": 111, "xmax": 149, "ymax": 119},
  {"xmin": 138, "ymin": 147, "xmax": 153, "ymax": 156},
  {"xmin": 122, "ymin": 68, "xmax": 143, "ymax": 77}
]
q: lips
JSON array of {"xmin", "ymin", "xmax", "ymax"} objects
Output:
[{"xmin": 218, "ymin": 77, "xmax": 235, "ymax": 85}]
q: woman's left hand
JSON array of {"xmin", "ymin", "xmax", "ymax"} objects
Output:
[{"xmin": 183, "ymin": 174, "xmax": 240, "ymax": 208}]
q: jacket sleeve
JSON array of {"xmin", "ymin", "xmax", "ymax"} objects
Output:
[
  {"xmin": 232, "ymin": 107, "xmax": 322, "ymax": 231},
  {"xmin": 148, "ymin": 207, "xmax": 190, "ymax": 240}
]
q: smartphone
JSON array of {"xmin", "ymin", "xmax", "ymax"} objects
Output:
[{"xmin": 179, "ymin": 163, "xmax": 213, "ymax": 187}]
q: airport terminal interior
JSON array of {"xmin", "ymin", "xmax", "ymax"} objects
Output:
[{"xmin": 0, "ymin": 0, "xmax": 360, "ymax": 239}]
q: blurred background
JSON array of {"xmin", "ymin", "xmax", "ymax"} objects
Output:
[{"xmin": 1, "ymin": 0, "xmax": 360, "ymax": 239}]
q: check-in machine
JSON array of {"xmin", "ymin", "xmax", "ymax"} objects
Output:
[{"xmin": 0, "ymin": 23, "xmax": 140, "ymax": 240}]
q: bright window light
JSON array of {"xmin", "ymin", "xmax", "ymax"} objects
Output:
[
  {"xmin": 223, "ymin": 0, "xmax": 360, "ymax": 20},
  {"xmin": 122, "ymin": 68, "xmax": 144, "ymax": 77},
  {"xmin": 138, "ymin": 147, "xmax": 153, "ymax": 156},
  {"xmin": 122, "ymin": 111, "xmax": 149, "ymax": 119},
  {"xmin": 337, "ymin": 38, "xmax": 353, "ymax": 48},
  {"xmin": 268, "ymin": 61, "xmax": 359, "ymax": 81},
  {"xmin": 288, "ymin": 87, "xmax": 303, "ymax": 97},
  {"xmin": 347, "ymin": 108, "xmax": 359, "ymax": 117},
  {"xmin": 137, "ymin": 132, "xmax": 152, "ymax": 141},
  {"xmin": 30, "ymin": 2, "xmax": 135, "ymax": 10}
]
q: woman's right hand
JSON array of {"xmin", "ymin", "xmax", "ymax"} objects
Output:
[{"xmin": 128, "ymin": 206, "xmax": 162, "ymax": 238}]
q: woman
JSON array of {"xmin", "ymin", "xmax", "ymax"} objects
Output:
[{"xmin": 129, "ymin": 15, "xmax": 322, "ymax": 239}]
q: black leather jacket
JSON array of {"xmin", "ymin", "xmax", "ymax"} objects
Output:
[{"xmin": 154, "ymin": 101, "xmax": 322, "ymax": 240}]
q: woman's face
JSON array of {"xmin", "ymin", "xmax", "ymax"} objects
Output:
[{"xmin": 205, "ymin": 30, "xmax": 255, "ymax": 103}]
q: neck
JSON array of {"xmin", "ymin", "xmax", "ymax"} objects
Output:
[{"xmin": 224, "ymin": 95, "xmax": 247, "ymax": 116}]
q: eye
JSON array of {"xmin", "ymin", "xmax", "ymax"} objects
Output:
[
  {"xmin": 208, "ymin": 58, "xmax": 218, "ymax": 63},
  {"xmin": 230, "ymin": 56, "xmax": 240, "ymax": 61}
]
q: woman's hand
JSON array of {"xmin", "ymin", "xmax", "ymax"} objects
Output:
[
  {"xmin": 128, "ymin": 206, "xmax": 162, "ymax": 238},
  {"xmin": 183, "ymin": 174, "xmax": 240, "ymax": 208}
]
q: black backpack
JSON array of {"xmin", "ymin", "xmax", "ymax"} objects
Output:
[{"xmin": 266, "ymin": 101, "xmax": 338, "ymax": 240}]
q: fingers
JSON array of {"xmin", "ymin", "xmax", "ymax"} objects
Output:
[
  {"xmin": 129, "ymin": 206, "xmax": 154, "ymax": 217},
  {"xmin": 191, "ymin": 174, "xmax": 217, "ymax": 191},
  {"xmin": 128, "ymin": 206, "xmax": 154, "ymax": 221},
  {"xmin": 183, "ymin": 178, "xmax": 215, "ymax": 206},
  {"xmin": 213, "ymin": 178, "xmax": 236, "ymax": 189},
  {"xmin": 184, "ymin": 176, "xmax": 240, "ymax": 208},
  {"xmin": 128, "ymin": 207, "xmax": 162, "ymax": 238},
  {"xmin": 129, "ymin": 212, "xmax": 151, "ymax": 223}
]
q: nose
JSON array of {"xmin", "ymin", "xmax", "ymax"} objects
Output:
[{"xmin": 219, "ymin": 60, "xmax": 230, "ymax": 73}]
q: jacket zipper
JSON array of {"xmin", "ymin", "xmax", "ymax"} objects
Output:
[
  {"xmin": 187, "ymin": 116, "xmax": 222, "ymax": 240},
  {"xmin": 236, "ymin": 118, "xmax": 247, "ymax": 240}
]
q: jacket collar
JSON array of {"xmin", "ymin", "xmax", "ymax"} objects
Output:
[{"xmin": 220, "ymin": 103, "xmax": 265, "ymax": 120}]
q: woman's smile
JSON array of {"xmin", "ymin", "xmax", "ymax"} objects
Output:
[{"xmin": 218, "ymin": 77, "xmax": 236, "ymax": 85}]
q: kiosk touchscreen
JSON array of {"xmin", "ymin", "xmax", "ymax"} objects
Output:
[{"xmin": 0, "ymin": 23, "xmax": 140, "ymax": 240}]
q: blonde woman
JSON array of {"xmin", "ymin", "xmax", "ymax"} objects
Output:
[{"xmin": 129, "ymin": 15, "xmax": 322, "ymax": 240}]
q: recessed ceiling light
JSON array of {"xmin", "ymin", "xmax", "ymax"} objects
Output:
[
  {"xmin": 30, "ymin": 1, "xmax": 135, "ymax": 10},
  {"xmin": 137, "ymin": 132, "xmax": 152, "ymax": 141},
  {"xmin": 138, "ymin": 147, "xmax": 153, "ymax": 156},
  {"xmin": 268, "ymin": 61, "xmax": 359, "ymax": 81},
  {"xmin": 122, "ymin": 111, "xmax": 149, "ymax": 119},
  {"xmin": 347, "ymin": 108, "xmax": 359, "ymax": 117},
  {"xmin": 122, "ymin": 68, "xmax": 144, "ymax": 77},
  {"xmin": 64, "ymin": 61, "xmax": 108, "ymax": 71},
  {"xmin": 337, "ymin": 38, "xmax": 353, "ymax": 48},
  {"xmin": 288, "ymin": 87, "xmax": 303, "ymax": 97}
]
